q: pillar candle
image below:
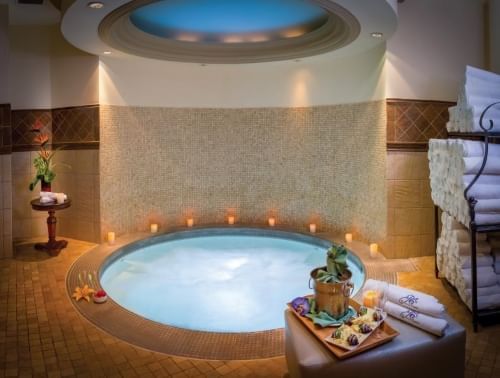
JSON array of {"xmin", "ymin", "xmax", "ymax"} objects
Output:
[
  {"xmin": 228, "ymin": 216, "xmax": 235, "ymax": 225},
  {"xmin": 187, "ymin": 218, "xmax": 194, "ymax": 227},
  {"xmin": 309, "ymin": 223, "xmax": 316, "ymax": 233},
  {"xmin": 345, "ymin": 233, "xmax": 353, "ymax": 243},
  {"xmin": 363, "ymin": 290, "xmax": 380, "ymax": 308},
  {"xmin": 369, "ymin": 243, "xmax": 378, "ymax": 258},
  {"xmin": 268, "ymin": 217, "xmax": 276, "ymax": 227},
  {"xmin": 150, "ymin": 224, "xmax": 158, "ymax": 233},
  {"xmin": 107, "ymin": 232, "xmax": 115, "ymax": 245}
]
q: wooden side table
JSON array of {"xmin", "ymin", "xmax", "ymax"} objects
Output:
[{"xmin": 30, "ymin": 198, "xmax": 71, "ymax": 256}]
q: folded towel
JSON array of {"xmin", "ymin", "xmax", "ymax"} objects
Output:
[
  {"xmin": 495, "ymin": 263, "xmax": 500, "ymax": 274},
  {"xmin": 475, "ymin": 213, "xmax": 500, "ymax": 226},
  {"xmin": 462, "ymin": 267, "xmax": 497, "ymax": 288},
  {"xmin": 383, "ymin": 301, "xmax": 448, "ymax": 337},
  {"xmin": 475, "ymin": 199, "xmax": 500, "ymax": 213},
  {"xmin": 466, "ymin": 184, "xmax": 500, "ymax": 200},
  {"xmin": 463, "ymin": 157, "xmax": 500, "ymax": 175},
  {"xmin": 39, "ymin": 196, "xmax": 54, "ymax": 204},
  {"xmin": 363, "ymin": 279, "xmax": 444, "ymax": 317},
  {"xmin": 466, "ymin": 285, "xmax": 500, "ymax": 298},
  {"xmin": 40, "ymin": 191, "xmax": 68, "ymax": 200},
  {"xmin": 458, "ymin": 254, "xmax": 493, "ymax": 269}
]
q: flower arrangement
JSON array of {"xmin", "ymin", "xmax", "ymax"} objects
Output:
[{"xmin": 29, "ymin": 120, "xmax": 58, "ymax": 191}]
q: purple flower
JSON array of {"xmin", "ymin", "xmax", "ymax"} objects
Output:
[{"xmin": 291, "ymin": 297, "xmax": 310, "ymax": 316}]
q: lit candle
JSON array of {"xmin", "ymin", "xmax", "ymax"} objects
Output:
[
  {"xmin": 150, "ymin": 224, "xmax": 158, "ymax": 233},
  {"xmin": 268, "ymin": 217, "xmax": 276, "ymax": 227},
  {"xmin": 363, "ymin": 290, "xmax": 380, "ymax": 308},
  {"xmin": 309, "ymin": 223, "xmax": 316, "ymax": 233},
  {"xmin": 228, "ymin": 216, "xmax": 235, "ymax": 225},
  {"xmin": 187, "ymin": 218, "xmax": 194, "ymax": 227},
  {"xmin": 107, "ymin": 232, "xmax": 115, "ymax": 245},
  {"xmin": 345, "ymin": 233, "xmax": 353, "ymax": 243},
  {"xmin": 370, "ymin": 243, "xmax": 378, "ymax": 258}
]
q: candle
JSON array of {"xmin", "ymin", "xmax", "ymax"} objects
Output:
[
  {"xmin": 309, "ymin": 223, "xmax": 316, "ymax": 233},
  {"xmin": 345, "ymin": 233, "xmax": 353, "ymax": 243},
  {"xmin": 150, "ymin": 224, "xmax": 158, "ymax": 233},
  {"xmin": 268, "ymin": 217, "xmax": 276, "ymax": 227},
  {"xmin": 107, "ymin": 232, "xmax": 115, "ymax": 245},
  {"xmin": 369, "ymin": 243, "xmax": 378, "ymax": 258},
  {"xmin": 228, "ymin": 216, "xmax": 235, "ymax": 225},
  {"xmin": 363, "ymin": 290, "xmax": 380, "ymax": 308},
  {"xmin": 187, "ymin": 218, "xmax": 194, "ymax": 227}
]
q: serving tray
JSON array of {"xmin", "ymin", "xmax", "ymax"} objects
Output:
[{"xmin": 288, "ymin": 298, "xmax": 399, "ymax": 360}]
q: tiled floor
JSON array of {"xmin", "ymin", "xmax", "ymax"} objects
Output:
[{"xmin": 1, "ymin": 239, "xmax": 500, "ymax": 377}]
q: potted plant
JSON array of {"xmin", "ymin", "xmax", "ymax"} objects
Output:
[
  {"xmin": 310, "ymin": 243, "xmax": 353, "ymax": 318},
  {"xmin": 28, "ymin": 120, "xmax": 58, "ymax": 192}
]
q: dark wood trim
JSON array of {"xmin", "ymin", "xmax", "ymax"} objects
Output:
[
  {"xmin": 13, "ymin": 141, "xmax": 99, "ymax": 152},
  {"xmin": 386, "ymin": 98, "xmax": 456, "ymax": 106},
  {"xmin": 387, "ymin": 142, "xmax": 429, "ymax": 152},
  {"xmin": 52, "ymin": 104, "xmax": 99, "ymax": 111}
]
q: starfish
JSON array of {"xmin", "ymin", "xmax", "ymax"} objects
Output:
[{"xmin": 72, "ymin": 285, "xmax": 95, "ymax": 302}]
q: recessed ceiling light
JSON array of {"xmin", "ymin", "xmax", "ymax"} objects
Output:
[
  {"xmin": 87, "ymin": 2, "xmax": 104, "ymax": 9},
  {"xmin": 370, "ymin": 32, "xmax": 384, "ymax": 38},
  {"xmin": 103, "ymin": 51, "xmax": 112, "ymax": 55}
]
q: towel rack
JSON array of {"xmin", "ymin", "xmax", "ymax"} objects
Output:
[{"xmin": 437, "ymin": 102, "xmax": 500, "ymax": 331}]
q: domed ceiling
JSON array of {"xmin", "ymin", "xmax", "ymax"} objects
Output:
[{"xmin": 61, "ymin": 0, "xmax": 399, "ymax": 64}]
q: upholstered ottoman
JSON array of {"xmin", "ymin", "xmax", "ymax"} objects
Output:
[{"xmin": 284, "ymin": 310, "xmax": 466, "ymax": 378}]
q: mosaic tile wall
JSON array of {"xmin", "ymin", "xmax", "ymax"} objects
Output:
[{"xmin": 100, "ymin": 101, "xmax": 387, "ymax": 242}]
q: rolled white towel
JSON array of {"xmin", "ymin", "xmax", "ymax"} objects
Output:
[
  {"xmin": 463, "ymin": 157, "xmax": 500, "ymax": 176},
  {"xmin": 466, "ymin": 285, "xmax": 500, "ymax": 298},
  {"xmin": 475, "ymin": 199, "xmax": 500, "ymax": 213},
  {"xmin": 477, "ymin": 294, "xmax": 500, "ymax": 310},
  {"xmin": 475, "ymin": 213, "xmax": 500, "ymax": 226},
  {"xmin": 466, "ymin": 184, "xmax": 500, "ymax": 200},
  {"xmin": 383, "ymin": 301, "xmax": 448, "ymax": 337},
  {"xmin": 462, "ymin": 267, "xmax": 497, "ymax": 288},
  {"xmin": 363, "ymin": 279, "xmax": 444, "ymax": 317},
  {"xmin": 458, "ymin": 254, "xmax": 493, "ymax": 269}
]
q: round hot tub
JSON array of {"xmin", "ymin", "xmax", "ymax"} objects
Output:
[{"xmin": 100, "ymin": 228, "xmax": 365, "ymax": 333}]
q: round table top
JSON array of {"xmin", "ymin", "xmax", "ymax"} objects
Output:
[{"xmin": 31, "ymin": 197, "xmax": 72, "ymax": 211}]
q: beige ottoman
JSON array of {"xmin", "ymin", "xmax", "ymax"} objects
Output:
[{"xmin": 285, "ymin": 310, "xmax": 465, "ymax": 378}]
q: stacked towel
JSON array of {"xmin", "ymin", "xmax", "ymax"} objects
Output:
[
  {"xmin": 436, "ymin": 212, "xmax": 500, "ymax": 310},
  {"xmin": 447, "ymin": 66, "xmax": 500, "ymax": 133},
  {"xmin": 363, "ymin": 279, "xmax": 447, "ymax": 336},
  {"xmin": 39, "ymin": 191, "xmax": 67, "ymax": 204},
  {"xmin": 428, "ymin": 139, "xmax": 500, "ymax": 226}
]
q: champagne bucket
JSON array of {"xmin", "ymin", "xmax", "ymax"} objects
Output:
[{"xmin": 310, "ymin": 266, "xmax": 354, "ymax": 318}]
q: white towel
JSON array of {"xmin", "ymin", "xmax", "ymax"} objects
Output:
[
  {"xmin": 466, "ymin": 285, "xmax": 500, "ymax": 298},
  {"xmin": 40, "ymin": 192, "xmax": 68, "ymax": 201},
  {"xmin": 383, "ymin": 301, "xmax": 448, "ymax": 337},
  {"xmin": 462, "ymin": 267, "xmax": 497, "ymax": 288},
  {"xmin": 475, "ymin": 199, "xmax": 500, "ymax": 213},
  {"xmin": 363, "ymin": 279, "xmax": 444, "ymax": 317},
  {"xmin": 475, "ymin": 213, "xmax": 500, "ymax": 226},
  {"xmin": 39, "ymin": 196, "xmax": 54, "ymax": 204},
  {"xmin": 466, "ymin": 184, "xmax": 500, "ymax": 200},
  {"xmin": 477, "ymin": 294, "xmax": 500, "ymax": 310},
  {"xmin": 463, "ymin": 157, "xmax": 500, "ymax": 175}
]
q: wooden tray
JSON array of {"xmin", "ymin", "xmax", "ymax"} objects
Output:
[{"xmin": 288, "ymin": 298, "xmax": 399, "ymax": 360}]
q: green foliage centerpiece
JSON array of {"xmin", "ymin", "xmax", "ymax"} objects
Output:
[
  {"xmin": 315, "ymin": 244, "xmax": 350, "ymax": 283},
  {"xmin": 310, "ymin": 243, "xmax": 353, "ymax": 319},
  {"xmin": 28, "ymin": 120, "xmax": 58, "ymax": 192}
]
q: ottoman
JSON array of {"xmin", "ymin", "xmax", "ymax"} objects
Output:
[{"xmin": 285, "ymin": 309, "xmax": 466, "ymax": 378}]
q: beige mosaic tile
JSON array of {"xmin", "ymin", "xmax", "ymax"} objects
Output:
[{"xmin": 100, "ymin": 102, "xmax": 387, "ymax": 242}]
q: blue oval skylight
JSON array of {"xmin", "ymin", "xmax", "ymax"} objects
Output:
[{"xmin": 130, "ymin": 0, "xmax": 328, "ymax": 42}]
